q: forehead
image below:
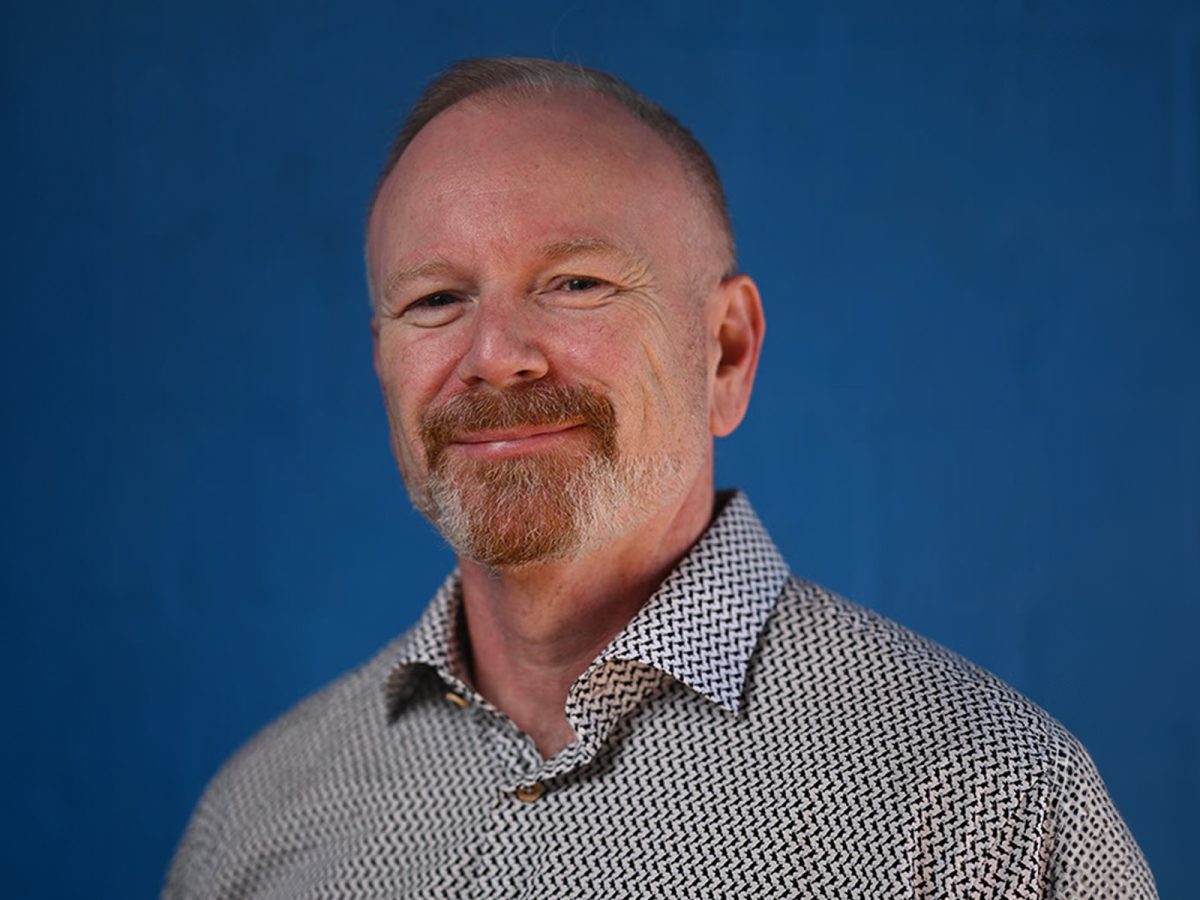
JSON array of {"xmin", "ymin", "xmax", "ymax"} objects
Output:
[
  {"xmin": 367, "ymin": 89, "xmax": 700, "ymax": 275},
  {"xmin": 394, "ymin": 87, "xmax": 686, "ymax": 198}
]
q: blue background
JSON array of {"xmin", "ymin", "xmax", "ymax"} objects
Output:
[{"xmin": 2, "ymin": 1, "xmax": 1196, "ymax": 897}]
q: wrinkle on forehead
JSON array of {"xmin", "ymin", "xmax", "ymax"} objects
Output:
[{"xmin": 428, "ymin": 182, "xmax": 528, "ymax": 201}]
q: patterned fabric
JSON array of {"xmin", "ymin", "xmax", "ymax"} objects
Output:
[{"xmin": 164, "ymin": 491, "xmax": 1156, "ymax": 899}]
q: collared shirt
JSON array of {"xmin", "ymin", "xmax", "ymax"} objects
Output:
[{"xmin": 164, "ymin": 492, "xmax": 1156, "ymax": 899}]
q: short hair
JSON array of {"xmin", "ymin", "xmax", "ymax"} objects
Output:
[{"xmin": 370, "ymin": 57, "xmax": 736, "ymax": 271}]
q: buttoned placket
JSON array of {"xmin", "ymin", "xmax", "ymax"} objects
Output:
[
  {"xmin": 441, "ymin": 682, "xmax": 547, "ymax": 801},
  {"xmin": 434, "ymin": 684, "xmax": 553, "ymax": 899},
  {"xmin": 440, "ymin": 661, "xmax": 675, "ymax": 802}
]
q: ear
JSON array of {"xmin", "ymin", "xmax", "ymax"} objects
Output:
[{"xmin": 708, "ymin": 274, "xmax": 765, "ymax": 437}]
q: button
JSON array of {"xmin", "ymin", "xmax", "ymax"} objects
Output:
[
  {"xmin": 515, "ymin": 782, "xmax": 544, "ymax": 803},
  {"xmin": 444, "ymin": 691, "xmax": 469, "ymax": 710}
]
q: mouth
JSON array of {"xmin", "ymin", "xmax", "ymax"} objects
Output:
[
  {"xmin": 448, "ymin": 422, "xmax": 587, "ymax": 460},
  {"xmin": 421, "ymin": 383, "xmax": 619, "ymax": 471}
]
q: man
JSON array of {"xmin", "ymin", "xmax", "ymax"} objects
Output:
[{"xmin": 165, "ymin": 58, "xmax": 1156, "ymax": 898}]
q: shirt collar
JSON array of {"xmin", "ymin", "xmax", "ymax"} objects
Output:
[
  {"xmin": 384, "ymin": 490, "xmax": 790, "ymax": 718},
  {"xmin": 592, "ymin": 490, "xmax": 790, "ymax": 712},
  {"xmin": 383, "ymin": 571, "xmax": 468, "ymax": 718}
]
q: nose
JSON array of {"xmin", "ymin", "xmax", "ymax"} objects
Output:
[{"xmin": 455, "ymin": 297, "xmax": 550, "ymax": 389}]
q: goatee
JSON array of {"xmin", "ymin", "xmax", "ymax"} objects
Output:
[{"xmin": 411, "ymin": 382, "xmax": 675, "ymax": 568}]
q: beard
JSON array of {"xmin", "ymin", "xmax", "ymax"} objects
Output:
[{"xmin": 408, "ymin": 382, "xmax": 684, "ymax": 569}]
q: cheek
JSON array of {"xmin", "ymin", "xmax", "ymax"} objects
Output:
[
  {"xmin": 640, "ymin": 314, "xmax": 711, "ymax": 438},
  {"xmin": 552, "ymin": 316, "xmax": 660, "ymax": 407},
  {"xmin": 376, "ymin": 333, "xmax": 461, "ymax": 461},
  {"xmin": 380, "ymin": 329, "xmax": 461, "ymax": 402},
  {"xmin": 559, "ymin": 308, "xmax": 706, "ymax": 437}
]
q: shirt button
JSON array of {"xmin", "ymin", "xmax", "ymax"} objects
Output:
[
  {"xmin": 444, "ymin": 691, "xmax": 469, "ymax": 710},
  {"xmin": 515, "ymin": 782, "xmax": 544, "ymax": 803}
]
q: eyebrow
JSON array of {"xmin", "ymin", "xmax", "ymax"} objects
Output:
[
  {"xmin": 382, "ymin": 258, "xmax": 455, "ymax": 302},
  {"xmin": 536, "ymin": 237, "xmax": 655, "ymax": 284},
  {"xmin": 536, "ymin": 237, "xmax": 629, "ymax": 261}
]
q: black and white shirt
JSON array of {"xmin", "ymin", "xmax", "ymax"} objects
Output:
[{"xmin": 165, "ymin": 492, "xmax": 1156, "ymax": 898}]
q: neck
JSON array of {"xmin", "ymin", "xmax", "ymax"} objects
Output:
[{"xmin": 458, "ymin": 474, "xmax": 715, "ymax": 759}]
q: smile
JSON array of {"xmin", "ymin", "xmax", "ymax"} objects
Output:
[{"xmin": 448, "ymin": 423, "xmax": 587, "ymax": 460}]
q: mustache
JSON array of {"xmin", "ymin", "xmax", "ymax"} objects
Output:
[{"xmin": 420, "ymin": 382, "xmax": 617, "ymax": 468}]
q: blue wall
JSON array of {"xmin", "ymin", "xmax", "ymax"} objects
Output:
[{"xmin": 2, "ymin": 1, "xmax": 1195, "ymax": 896}]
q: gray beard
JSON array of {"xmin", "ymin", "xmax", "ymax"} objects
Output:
[{"xmin": 414, "ymin": 450, "xmax": 685, "ymax": 570}]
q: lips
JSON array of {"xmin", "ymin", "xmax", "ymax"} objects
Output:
[
  {"xmin": 448, "ymin": 422, "xmax": 587, "ymax": 460},
  {"xmin": 452, "ymin": 422, "xmax": 583, "ymax": 444}
]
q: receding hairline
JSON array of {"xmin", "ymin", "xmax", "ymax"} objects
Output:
[{"xmin": 367, "ymin": 57, "xmax": 736, "ymax": 273}]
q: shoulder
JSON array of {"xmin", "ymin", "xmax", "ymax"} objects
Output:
[
  {"xmin": 753, "ymin": 577, "xmax": 1078, "ymax": 776},
  {"xmin": 209, "ymin": 629, "xmax": 417, "ymax": 804},
  {"xmin": 163, "ymin": 636, "xmax": 408, "ymax": 897},
  {"xmin": 746, "ymin": 578, "xmax": 1157, "ymax": 897}
]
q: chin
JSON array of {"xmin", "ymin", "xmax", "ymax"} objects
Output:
[{"xmin": 423, "ymin": 451, "xmax": 688, "ymax": 569}]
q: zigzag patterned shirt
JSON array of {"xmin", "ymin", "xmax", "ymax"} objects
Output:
[{"xmin": 164, "ymin": 491, "xmax": 1157, "ymax": 898}]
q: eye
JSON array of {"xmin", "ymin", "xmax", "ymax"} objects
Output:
[
  {"xmin": 559, "ymin": 277, "xmax": 605, "ymax": 292},
  {"xmin": 543, "ymin": 275, "xmax": 614, "ymax": 307},
  {"xmin": 399, "ymin": 291, "xmax": 466, "ymax": 327},
  {"xmin": 409, "ymin": 292, "xmax": 458, "ymax": 309}
]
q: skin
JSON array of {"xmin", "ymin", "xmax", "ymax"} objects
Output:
[{"xmin": 368, "ymin": 87, "xmax": 765, "ymax": 757}]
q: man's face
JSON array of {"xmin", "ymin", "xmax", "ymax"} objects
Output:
[{"xmin": 367, "ymin": 89, "xmax": 727, "ymax": 568}]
